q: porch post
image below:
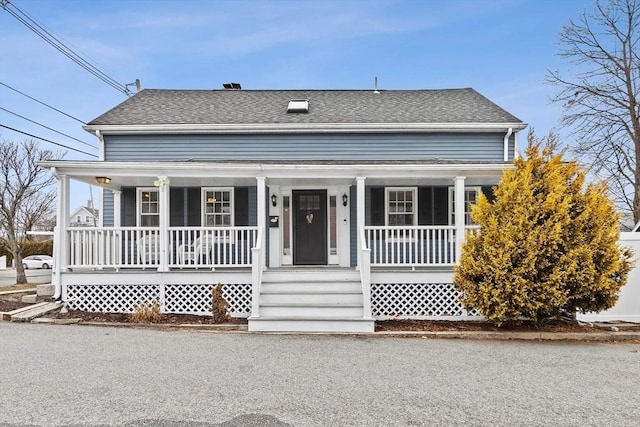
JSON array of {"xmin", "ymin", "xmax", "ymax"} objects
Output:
[
  {"xmin": 113, "ymin": 190, "xmax": 122, "ymax": 227},
  {"xmin": 52, "ymin": 172, "xmax": 69, "ymax": 299},
  {"xmin": 256, "ymin": 177, "xmax": 266, "ymax": 267},
  {"xmin": 454, "ymin": 176, "xmax": 466, "ymax": 263},
  {"xmin": 356, "ymin": 177, "xmax": 366, "ymax": 268},
  {"xmin": 156, "ymin": 176, "xmax": 170, "ymax": 272}
]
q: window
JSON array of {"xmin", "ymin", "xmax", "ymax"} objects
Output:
[
  {"xmin": 138, "ymin": 189, "xmax": 160, "ymax": 227},
  {"xmin": 385, "ymin": 188, "xmax": 417, "ymax": 226},
  {"xmin": 85, "ymin": 215, "xmax": 91, "ymax": 223},
  {"xmin": 76, "ymin": 215, "xmax": 81, "ymax": 223},
  {"xmin": 449, "ymin": 187, "xmax": 481, "ymax": 225},
  {"xmin": 202, "ymin": 188, "xmax": 234, "ymax": 227}
]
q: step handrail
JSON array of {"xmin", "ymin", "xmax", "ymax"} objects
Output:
[{"xmin": 359, "ymin": 226, "xmax": 372, "ymax": 319}]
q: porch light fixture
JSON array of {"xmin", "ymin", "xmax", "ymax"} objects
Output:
[
  {"xmin": 342, "ymin": 193, "xmax": 348, "ymax": 206},
  {"xmin": 271, "ymin": 194, "xmax": 277, "ymax": 207},
  {"xmin": 95, "ymin": 177, "xmax": 111, "ymax": 185}
]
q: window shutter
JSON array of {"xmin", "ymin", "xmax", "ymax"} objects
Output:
[
  {"xmin": 234, "ymin": 187, "xmax": 249, "ymax": 226},
  {"xmin": 417, "ymin": 187, "xmax": 432, "ymax": 225},
  {"xmin": 481, "ymin": 186, "xmax": 496, "ymax": 203},
  {"xmin": 433, "ymin": 187, "xmax": 449, "ymax": 225},
  {"xmin": 369, "ymin": 187, "xmax": 385, "ymax": 226},
  {"xmin": 187, "ymin": 188, "xmax": 201, "ymax": 226},
  {"xmin": 121, "ymin": 187, "xmax": 136, "ymax": 226},
  {"xmin": 170, "ymin": 187, "xmax": 184, "ymax": 226}
]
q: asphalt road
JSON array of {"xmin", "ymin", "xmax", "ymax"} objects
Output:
[
  {"xmin": 0, "ymin": 323, "xmax": 638, "ymax": 427},
  {"xmin": 0, "ymin": 269, "xmax": 52, "ymax": 286}
]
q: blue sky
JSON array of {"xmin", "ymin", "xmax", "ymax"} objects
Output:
[{"xmin": 0, "ymin": 0, "xmax": 593, "ymax": 209}]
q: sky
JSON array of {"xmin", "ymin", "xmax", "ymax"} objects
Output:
[{"xmin": 0, "ymin": 0, "xmax": 595, "ymax": 210}]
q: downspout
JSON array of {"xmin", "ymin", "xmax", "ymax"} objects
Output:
[
  {"xmin": 503, "ymin": 127, "xmax": 513, "ymax": 162},
  {"xmin": 51, "ymin": 167, "xmax": 62, "ymax": 300}
]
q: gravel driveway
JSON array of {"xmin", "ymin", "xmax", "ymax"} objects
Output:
[{"xmin": 0, "ymin": 323, "xmax": 638, "ymax": 427}]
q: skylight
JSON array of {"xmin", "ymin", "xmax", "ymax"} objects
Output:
[{"xmin": 287, "ymin": 100, "xmax": 309, "ymax": 113}]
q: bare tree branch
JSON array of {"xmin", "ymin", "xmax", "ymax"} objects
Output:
[
  {"xmin": 0, "ymin": 139, "xmax": 63, "ymax": 283},
  {"xmin": 547, "ymin": 0, "xmax": 640, "ymax": 224}
]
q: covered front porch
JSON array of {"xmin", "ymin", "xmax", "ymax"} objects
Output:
[{"xmin": 43, "ymin": 160, "xmax": 501, "ymax": 330}]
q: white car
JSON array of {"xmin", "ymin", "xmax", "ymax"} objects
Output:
[{"xmin": 22, "ymin": 255, "xmax": 54, "ymax": 270}]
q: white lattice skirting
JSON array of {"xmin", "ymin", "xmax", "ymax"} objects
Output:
[
  {"xmin": 371, "ymin": 283, "xmax": 480, "ymax": 319},
  {"xmin": 65, "ymin": 283, "xmax": 252, "ymax": 317}
]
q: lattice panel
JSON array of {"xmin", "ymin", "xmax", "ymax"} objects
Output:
[
  {"xmin": 164, "ymin": 283, "xmax": 251, "ymax": 317},
  {"xmin": 66, "ymin": 284, "xmax": 161, "ymax": 313},
  {"xmin": 371, "ymin": 282, "xmax": 480, "ymax": 318}
]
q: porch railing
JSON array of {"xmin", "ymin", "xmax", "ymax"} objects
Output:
[
  {"xmin": 67, "ymin": 226, "xmax": 258, "ymax": 269},
  {"xmin": 364, "ymin": 226, "xmax": 458, "ymax": 266},
  {"xmin": 169, "ymin": 226, "xmax": 258, "ymax": 268}
]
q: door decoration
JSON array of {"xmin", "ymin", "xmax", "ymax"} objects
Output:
[{"xmin": 306, "ymin": 212, "xmax": 314, "ymax": 224}]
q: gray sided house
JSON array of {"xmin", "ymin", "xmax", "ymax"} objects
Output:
[{"xmin": 42, "ymin": 88, "xmax": 526, "ymax": 332}]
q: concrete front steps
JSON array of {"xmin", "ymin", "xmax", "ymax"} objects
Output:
[{"xmin": 248, "ymin": 269, "xmax": 374, "ymax": 333}]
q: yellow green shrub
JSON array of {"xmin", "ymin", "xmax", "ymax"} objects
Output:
[{"xmin": 453, "ymin": 132, "xmax": 633, "ymax": 325}]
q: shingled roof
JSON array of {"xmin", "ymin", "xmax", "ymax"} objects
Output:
[{"xmin": 87, "ymin": 88, "xmax": 523, "ymax": 126}]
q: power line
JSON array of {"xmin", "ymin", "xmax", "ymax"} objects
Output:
[
  {"xmin": 0, "ymin": 106, "xmax": 97, "ymax": 149},
  {"xmin": 1, "ymin": 1, "xmax": 132, "ymax": 96},
  {"xmin": 0, "ymin": 81, "xmax": 86, "ymax": 124},
  {"xmin": 0, "ymin": 123, "xmax": 98, "ymax": 158}
]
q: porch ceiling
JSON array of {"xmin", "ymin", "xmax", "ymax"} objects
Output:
[{"xmin": 41, "ymin": 160, "xmax": 511, "ymax": 190}]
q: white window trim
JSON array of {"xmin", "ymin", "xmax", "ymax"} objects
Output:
[
  {"xmin": 448, "ymin": 186, "xmax": 481, "ymax": 226},
  {"xmin": 136, "ymin": 187, "xmax": 160, "ymax": 227},
  {"xmin": 201, "ymin": 187, "xmax": 235, "ymax": 227},
  {"xmin": 385, "ymin": 187, "xmax": 418, "ymax": 226}
]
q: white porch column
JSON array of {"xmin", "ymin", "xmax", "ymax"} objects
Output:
[
  {"xmin": 113, "ymin": 190, "xmax": 122, "ymax": 227},
  {"xmin": 454, "ymin": 176, "xmax": 466, "ymax": 263},
  {"xmin": 356, "ymin": 177, "xmax": 366, "ymax": 268},
  {"xmin": 52, "ymin": 172, "xmax": 69, "ymax": 299},
  {"xmin": 156, "ymin": 176, "xmax": 170, "ymax": 272},
  {"xmin": 256, "ymin": 177, "xmax": 266, "ymax": 267}
]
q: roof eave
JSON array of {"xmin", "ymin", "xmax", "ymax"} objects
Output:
[{"xmin": 83, "ymin": 122, "xmax": 528, "ymax": 135}]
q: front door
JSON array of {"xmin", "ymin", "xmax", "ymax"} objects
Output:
[{"xmin": 293, "ymin": 190, "xmax": 327, "ymax": 265}]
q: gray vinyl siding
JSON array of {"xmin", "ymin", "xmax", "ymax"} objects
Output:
[
  {"xmin": 104, "ymin": 133, "xmax": 513, "ymax": 162},
  {"xmin": 103, "ymin": 190, "xmax": 114, "ymax": 226}
]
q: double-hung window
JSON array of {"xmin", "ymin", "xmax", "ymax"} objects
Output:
[
  {"xmin": 202, "ymin": 188, "xmax": 234, "ymax": 227},
  {"xmin": 138, "ymin": 188, "xmax": 160, "ymax": 227},
  {"xmin": 449, "ymin": 187, "xmax": 481, "ymax": 225},
  {"xmin": 385, "ymin": 187, "xmax": 417, "ymax": 226}
]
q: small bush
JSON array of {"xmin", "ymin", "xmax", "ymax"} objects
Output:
[
  {"xmin": 130, "ymin": 299, "xmax": 162, "ymax": 323},
  {"xmin": 211, "ymin": 283, "xmax": 230, "ymax": 323}
]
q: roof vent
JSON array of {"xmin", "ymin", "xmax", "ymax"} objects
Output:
[
  {"xmin": 222, "ymin": 82, "xmax": 241, "ymax": 90},
  {"xmin": 287, "ymin": 99, "xmax": 309, "ymax": 113}
]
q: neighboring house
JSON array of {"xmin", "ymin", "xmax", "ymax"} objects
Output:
[
  {"xmin": 69, "ymin": 201, "xmax": 99, "ymax": 227},
  {"xmin": 41, "ymin": 87, "xmax": 526, "ymax": 332}
]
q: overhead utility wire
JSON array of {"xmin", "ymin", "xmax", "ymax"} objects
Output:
[
  {"xmin": 0, "ymin": 106, "xmax": 97, "ymax": 149},
  {"xmin": 1, "ymin": 1, "xmax": 131, "ymax": 96},
  {"xmin": 0, "ymin": 124, "xmax": 98, "ymax": 158},
  {"xmin": 0, "ymin": 81, "xmax": 86, "ymax": 124}
]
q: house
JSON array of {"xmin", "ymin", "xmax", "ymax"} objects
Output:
[
  {"xmin": 41, "ymin": 87, "xmax": 526, "ymax": 332},
  {"xmin": 69, "ymin": 200, "xmax": 99, "ymax": 227}
]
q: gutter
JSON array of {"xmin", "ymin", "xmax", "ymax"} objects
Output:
[{"xmin": 84, "ymin": 122, "xmax": 529, "ymax": 135}]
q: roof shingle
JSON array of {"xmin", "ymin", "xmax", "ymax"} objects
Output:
[{"xmin": 87, "ymin": 88, "xmax": 523, "ymax": 126}]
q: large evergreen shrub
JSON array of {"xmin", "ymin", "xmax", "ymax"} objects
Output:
[{"xmin": 453, "ymin": 133, "xmax": 633, "ymax": 325}]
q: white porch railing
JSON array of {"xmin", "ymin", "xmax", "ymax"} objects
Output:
[
  {"xmin": 67, "ymin": 226, "xmax": 258, "ymax": 269},
  {"xmin": 68, "ymin": 227, "xmax": 161, "ymax": 269},
  {"xmin": 169, "ymin": 226, "xmax": 258, "ymax": 268},
  {"xmin": 364, "ymin": 226, "xmax": 458, "ymax": 266}
]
